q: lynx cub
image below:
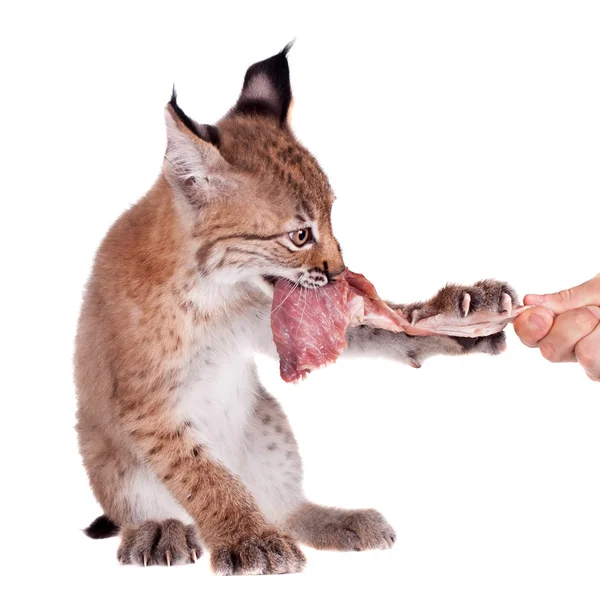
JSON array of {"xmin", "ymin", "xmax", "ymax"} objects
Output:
[{"xmin": 76, "ymin": 45, "xmax": 516, "ymax": 574}]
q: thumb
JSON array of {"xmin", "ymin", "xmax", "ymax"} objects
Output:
[{"xmin": 524, "ymin": 274, "xmax": 600, "ymax": 315}]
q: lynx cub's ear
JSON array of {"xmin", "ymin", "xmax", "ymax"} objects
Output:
[
  {"xmin": 231, "ymin": 42, "xmax": 294, "ymax": 125},
  {"xmin": 164, "ymin": 90, "xmax": 231, "ymax": 204}
]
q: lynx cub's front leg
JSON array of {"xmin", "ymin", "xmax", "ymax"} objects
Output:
[
  {"xmin": 346, "ymin": 279, "xmax": 519, "ymax": 367},
  {"xmin": 118, "ymin": 520, "xmax": 203, "ymax": 566}
]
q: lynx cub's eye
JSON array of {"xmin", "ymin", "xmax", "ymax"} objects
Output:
[{"xmin": 289, "ymin": 228, "xmax": 312, "ymax": 247}]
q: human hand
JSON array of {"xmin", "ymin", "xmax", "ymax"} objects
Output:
[{"xmin": 513, "ymin": 274, "xmax": 600, "ymax": 382}]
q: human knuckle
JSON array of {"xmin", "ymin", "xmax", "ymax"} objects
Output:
[
  {"xmin": 573, "ymin": 309, "xmax": 597, "ymax": 330},
  {"xmin": 540, "ymin": 341, "xmax": 561, "ymax": 363},
  {"xmin": 558, "ymin": 288, "xmax": 573, "ymax": 304},
  {"xmin": 575, "ymin": 344, "xmax": 599, "ymax": 371}
]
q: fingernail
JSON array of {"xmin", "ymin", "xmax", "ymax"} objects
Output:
[
  {"xmin": 527, "ymin": 294, "xmax": 545, "ymax": 305},
  {"xmin": 587, "ymin": 306, "xmax": 600, "ymax": 319},
  {"xmin": 527, "ymin": 313, "xmax": 548, "ymax": 332}
]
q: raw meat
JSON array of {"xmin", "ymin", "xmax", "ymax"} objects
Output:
[{"xmin": 271, "ymin": 277, "xmax": 354, "ymax": 383}]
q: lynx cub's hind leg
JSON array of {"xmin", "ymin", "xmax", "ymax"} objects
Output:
[
  {"xmin": 236, "ymin": 387, "xmax": 305, "ymax": 526},
  {"xmin": 286, "ymin": 503, "xmax": 396, "ymax": 551}
]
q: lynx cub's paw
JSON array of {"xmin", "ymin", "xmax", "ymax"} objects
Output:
[
  {"xmin": 408, "ymin": 279, "xmax": 519, "ymax": 350},
  {"xmin": 310, "ymin": 508, "xmax": 396, "ymax": 551},
  {"xmin": 411, "ymin": 280, "xmax": 518, "ymax": 323},
  {"xmin": 117, "ymin": 520, "xmax": 202, "ymax": 566},
  {"xmin": 210, "ymin": 530, "xmax": 306, "ymax": 576},
  {"xmin": 287, "ymin": 504, "xmax": 396, "ymax": 552}
]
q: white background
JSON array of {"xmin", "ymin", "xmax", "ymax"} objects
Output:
[{"xmin": 2, "ymin": 1, "xmax": 599, "ymax": 598}]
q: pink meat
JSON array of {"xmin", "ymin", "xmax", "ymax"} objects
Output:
[
  {"xmin": 271, "ymin": 270, "xmax": 410, "ymax": 382},
  {"xmin": 345, "ymin": 271, "xmax": 411, "ymax": 331}
]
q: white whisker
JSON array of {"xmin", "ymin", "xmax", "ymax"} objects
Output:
[
  {"xmin": 272, "ymin": 279, "xmax": 300, "ymax": 314},
  {"xmin": 296, "ymin": 286, "xmax": 309, "ymax": 334}
]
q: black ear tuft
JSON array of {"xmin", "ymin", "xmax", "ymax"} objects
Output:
[
  {"xmin": 169, "ymin": 87, "xmax": 220, "ymax": 147},
  {"xmin": 170, "ymin": 87, "xmax": 200, "ymax": 136},
  {"xmin": 231, "ymin": 42, "xmax": 294, "ymax": 124}
]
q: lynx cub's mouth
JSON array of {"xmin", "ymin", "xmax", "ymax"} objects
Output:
[
  {"xmin": 261, "ymin": 274, "xmax": 323, "ymax": 290},
  {"xmin": 262, "ymin": 275, "xmax": 280, "ymax": 287},
  {"xmin": 257, "ymin": 275, "xmax": 290, "ymax": 299}
]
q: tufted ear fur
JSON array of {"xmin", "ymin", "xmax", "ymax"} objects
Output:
[
  {"xmin": 230, "ymin": 42, "xmax": 294, "ymax": 125},
  {"xmin": 163, "ymin": 91, "xmax": 232, "ymax": 204}
]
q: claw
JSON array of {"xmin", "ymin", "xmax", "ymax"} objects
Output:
[
  {"xmin": 501, "ymin": 292, "xmax": 513, "ymax": 316},
  {"xmin": 462, "ymin": 293, "xmax": 471, "ymax": 317},
  {"xmin": 143, "ymin": 553, "xmax": 148, "ymax": 567},
  {"xmin": 191, "ymin": 549, "xmax": 198, "ymax": 563},
  {"xmin": 166, "ymin": 550, "xmax": 172, "ymax": 567}
]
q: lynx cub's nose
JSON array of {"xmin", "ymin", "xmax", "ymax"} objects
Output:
[{"xmin": 326, "ymin": 265, "xmax": 346, "ymax": 282}]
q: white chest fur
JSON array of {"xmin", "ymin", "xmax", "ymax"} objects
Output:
[{"xmin": 176, "ymin": 320, "xmax": 259, "ymax": 468}]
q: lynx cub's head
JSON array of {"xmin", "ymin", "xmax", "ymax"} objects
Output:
[{"xmin": 163, "ymin": 44, "xmax": 345, "ymax": 292}]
